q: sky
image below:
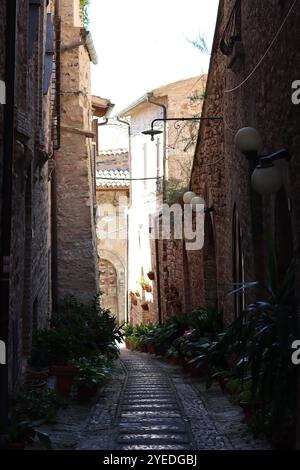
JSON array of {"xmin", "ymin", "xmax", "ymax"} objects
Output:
[{"xmin": 89, "ymin": 0, "xmax": 220, "ymax": 115}]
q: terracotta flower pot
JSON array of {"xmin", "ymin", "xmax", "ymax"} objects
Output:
[
  {"xmin": 26, "ymin": 367, "xmax": 49, "ymax": 382},
  {"xmin": 147, "ymin": 271, "xmax": 155, "ymax": 281},
  {"xmin": 141, "ymin": 301, "xmax": 149, "ymax": 311},
  {"xmin": 144, "ymin": 285, "xmax": 152, "ymax": 293},
  {"xmin": 25, "ymin": 380, "xmax": 47, "ymax": 389},
  {"xmin": 125, "ymin": 338, "xmax": 132, "ymax": 350},
  {"xmin": 131, "ymin": 296, "xmax": 138, "ymax": 306},
  {"xmin": 50, "ymin": 364, "xmax": 79, "ymax": 399}
]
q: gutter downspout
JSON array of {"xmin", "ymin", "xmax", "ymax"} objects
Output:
[
  {"xmin": 145, "ymin": 96, "xmax": 167, "ymax": 325},
  {"xmin": 0, "ymin": 0, "xmax": 17, "ymax": 428}
]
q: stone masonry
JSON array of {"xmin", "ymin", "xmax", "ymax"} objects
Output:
[
  {"xmin": 54, "ymin": 0, "xmax": 99, "ymax": 302},
  {"xmin": 157, "ymin": 0, "xmax": 300, "ymax": 325},
  {"xmin": 0, "ymin": 0, "xmax": 57, "ymax": 389}
]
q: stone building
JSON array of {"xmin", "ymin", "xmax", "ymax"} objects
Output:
[
  {"xmin": 0, "ymin": 0, "xmax": 100, "ymax": 427},
  {"xmin": 96, "ymin": 149, "xmax": 130, "ymax": 325},
  {"xmin": 0, "ymin": 0, "xmax": 58, "ymax": 424},
  {"xmin": 53, "ymin": 0, "xmax": 99, "ymax": 303},
  {"xmin": 119, "ymin": 76, "xmax": 206, "ymax": 325}
]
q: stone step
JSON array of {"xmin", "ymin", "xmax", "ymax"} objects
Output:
[
  {"xmin": 122, "ymin": 404, "xmax": 179, "ymax": 411},
  {"xmin": 120, "ymin": 411, "xmax": 181, "ymax": 418},
  {"xmin": 120, "ymin": 444, "xmax": 191, "ymax": 450},
  {"xmin": 119, "ymin": 424, "xmax": 187, "ymax": 434},
  {"xmin": 119, "ymin": 433, "xmax": 190, "ymax": 444},
  {"xmin": 122, "ymin": 399, "xmax": 176, "ymax": 405}
]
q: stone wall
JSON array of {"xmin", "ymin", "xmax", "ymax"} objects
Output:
[
  {"xmin": 157, "ymin": 0, "xmax": 300, "ymax": 326},
  {"xmin": 0, "ymin": 0, "xmax": 55, "ymax": 386},
  {"xmin": 54, "ymin": 0, "xmax": 99, "ymax": 302}
]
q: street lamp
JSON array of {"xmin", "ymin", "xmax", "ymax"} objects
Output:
[
  {"xmin": 235, "ymin": 127, "xmax": 290, "ymax": 195},
  {"xmin": 142, "ymin": 116, "xmax": 223, "ymax": 141}
]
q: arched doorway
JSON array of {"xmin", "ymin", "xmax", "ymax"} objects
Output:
[
  {"xmin": 232, "ymin": 206, "xmax": 245, "ymax": 318},
  {"xmin": 99, "ymin": 259, "xmax": 119, "ymax": 317},
  {"xmin": 98, "ymin": 249, "xmax": 126, "ymax": 325},
  {"xmin": 203, "ymin": 213, "xmax": 218, "ymax": 310}
]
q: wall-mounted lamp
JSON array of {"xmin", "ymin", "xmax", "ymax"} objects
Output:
[
  {"xmin": 235, "ymin": 127, "xmax": 290, "ymax": 195},
  {"xmin": 183, "ymin": 192, "xmax": 214, "ymax": 213},
  {"xmin": 142, "ymin": 116, "xmax": 223, "ymax": 141}
]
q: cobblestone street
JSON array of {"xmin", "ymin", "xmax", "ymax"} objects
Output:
[{"xmin": 35, "ymin": 348, "xmax": 269, "ymax": 451}]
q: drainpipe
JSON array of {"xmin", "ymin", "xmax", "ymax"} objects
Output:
[
  {"xmin": 0, "ymin": 0, "xmax": 17, "ymax": 428},
  {"xmin": 145, "ymin": 96, "xmax": 167, "ymax": 325}
]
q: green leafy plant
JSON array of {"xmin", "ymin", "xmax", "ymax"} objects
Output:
[
  {"xmin": 80, "ymin": 0, "xmax": 90, "ymax": 27},
  {"xmin": 10, "ymin": 387, "xmax": 65, "ymax": 424},
  {"xmin": 72, "ymin": 355, "xmax": 111, "ymax": 390}
]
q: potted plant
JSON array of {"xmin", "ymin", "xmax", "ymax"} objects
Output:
[
  {"xmin": 31, "ymin": 328, "xmax": 78, "ymax": 399},
  {"xmin": 130, "ymin": 294, "xmax": 138, "ymax": 305},
  {"xmin": 140, "ymin": 301, "xmax": 149, "ymax": 311},
  {"xmin": 1, "ymin": 419, "xmax": 52, "ymax": 450},
  {"xmin": 72, "ymin": 356, "xmax": 110, "ymax": 403},
  {"xmin": 140, "ymin": 276, "xmax": 152, "ymax": 292},
  {"xmin": 144, "ymin": 284, "xmax": 152, "ymax": 293}
]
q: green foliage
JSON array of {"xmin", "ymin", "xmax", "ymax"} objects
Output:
[
  {"xmin": 80, "ymin": 0, "xmax": 90, "ymax": 27},
  {"xmin": 10, "ymin": 387, "xmax": 65, "ymax": 424},
  {"xmin": 123, "ymin": 323, "xmax": 134, "ymax": 337},
  {"xmin": 72, "ymin": 355, "xmax": 112, "ymax": 390},
  {"xmin": 165, "ymin": 178, "xmax": 188, "ymax": 206}
]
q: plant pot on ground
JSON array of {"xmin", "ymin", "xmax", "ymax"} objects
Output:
[
  {"xmin": 72, "ymin": 356, "xmax": 111, "ymax": 404},
  {"xmin": 26, "ymin": 367, "xmax": 49, "ymax": 386},
  {"xmin": 50, "ymin": 364, "xmax": 79, "ymax": 399}
]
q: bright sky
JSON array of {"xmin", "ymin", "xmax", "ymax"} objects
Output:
[{"xmin": 89, "ymin": 0, "xmax": 220, "ymax": 114}]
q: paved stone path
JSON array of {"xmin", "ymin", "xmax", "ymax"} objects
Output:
[
  {"xmin": 117, "ymin": 350, "xmax": 194, "ymax": 450},
  {"xmin": 33, "ymin": 348, "xmax": 269, "ymax": 450}
]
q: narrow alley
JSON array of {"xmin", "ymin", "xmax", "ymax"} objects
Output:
[
  {"xmin": 35, "ymin": 348, "xmax": 268, "ymax": 451},
  {"xmin": 1, "ymin": 0, "xmax": 300, "ymax": 460}
]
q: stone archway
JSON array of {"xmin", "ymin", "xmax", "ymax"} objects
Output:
[{"xmin": 98, "ymin": 249, "xmax": 126, "ymax": 325}]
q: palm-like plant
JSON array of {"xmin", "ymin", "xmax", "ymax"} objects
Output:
[{"xmin": 225, "ymin": 233, "xmax": 298, "ymax": 443}]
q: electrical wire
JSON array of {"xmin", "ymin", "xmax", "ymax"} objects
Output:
[
  {"xmin": 224, "ymin": 0, "xmax": 298, "ymax": 93},
  {"xmin": 97, "ymin": 176, "xmax": 163, "ymax": 181}
]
